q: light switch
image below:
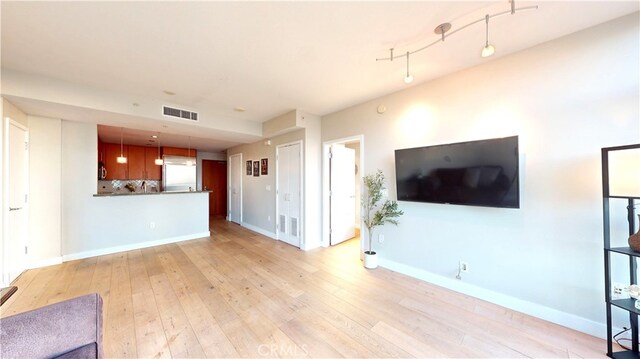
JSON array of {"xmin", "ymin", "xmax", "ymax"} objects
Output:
[{"xmin": 266, "ymin": 185, "xmax": 271, "ymax": 191}]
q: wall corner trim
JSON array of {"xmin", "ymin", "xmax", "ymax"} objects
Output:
[{"xmin": 377, "ymin": 257, "xmax": 608, "ymax": 339}]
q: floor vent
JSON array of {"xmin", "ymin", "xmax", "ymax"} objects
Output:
[{"xmin": 162, "ymin": 106, "xmax": 198, "ymax": 121}]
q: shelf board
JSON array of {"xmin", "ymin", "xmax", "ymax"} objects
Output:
[
  {"xmin": 607, "ymin": 247, "xmax": 640, "ymax": 257},
  {"xmin": 612, "ymin": 350, "xmax": 640, "ymax": 358},
  {"xmin": 611, "ymin": 298, "xmax": 640, "ymax": 315}
]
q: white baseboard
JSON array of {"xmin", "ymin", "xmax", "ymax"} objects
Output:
[
  {"xmin": 62, "ymin": 231, "xmax": 211, "ymax": 261},
  {"xmin": 378, "ymin": 257, "xmax": 608, "ymax": 339},
  {"xmin": 28, "ymin": 256, "xmax": 63, "ymax": 269},
  {"xmin": 241, "ymin": 222, "xmax": 276, "ymax": 239}
]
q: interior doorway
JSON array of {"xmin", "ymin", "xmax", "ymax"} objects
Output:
[
  {"xmin": 202, "ymin": 159, "xmax": 227, "ymax": 219},
  {"xmin": 322, "ymin": 136, "xmax": 364, "ymax": 254},
  {"xmin": 3, "ymin": 119, "xmax": 29, "ymax": 286}
]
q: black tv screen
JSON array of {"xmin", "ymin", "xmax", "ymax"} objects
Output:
[{"xmin": 395, "ymin": 136, "xmax": 519, "ymax": 208}]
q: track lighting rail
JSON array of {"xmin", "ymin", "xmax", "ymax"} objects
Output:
[{"xmin": 375, "ymin": 4, "xmax": 538, "ymax": 62}]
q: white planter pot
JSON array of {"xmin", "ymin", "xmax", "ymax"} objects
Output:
[{"xmin": 364, "ymin": 251, "xmax": 378, "ymax": 269}]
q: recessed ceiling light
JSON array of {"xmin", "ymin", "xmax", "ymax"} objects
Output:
[
  {"xmin": 162, "ymin": 125, "xmax": 168, "ymax": 128},
  {"xmin": 151, "ymin": 135, "xmax": 158, "ymax": 138},
  {"xmin": 163, "ymin": 90, "xmax": 176, "ymax": 96},
  {"xmin": 132, "ymin": 102, "xmax": 140, "ymax": 107},
  {"xmin": 234, "ymin": 107, "xmax": 246, "ymax": 112}
]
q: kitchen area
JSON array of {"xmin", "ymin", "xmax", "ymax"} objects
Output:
[
  {"xmin": 83, "ymin": 124, "xmax": 228, "ymax": 257},
  {"xmin": 96, "ymin": 126, "xmax": 202, "ymax": 196}
]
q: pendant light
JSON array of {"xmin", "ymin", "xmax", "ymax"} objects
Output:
[
  {"xmin": 116, "ymin": 127, "xmax": 127, "ymax": 164},
  {"xmin": 481, "ymin": 14, "xmax": 495, "ymax": 58},
  {"xmin": 404, "ymin": 51, "xmax": 413, "ymax": 84},
  {"xmin": 154, "ymin": 133, "xmax": 163, "ymax": 165},
  {"xmin": 186, "ymin": 136, "xmax": 194, "ymax": 166}
]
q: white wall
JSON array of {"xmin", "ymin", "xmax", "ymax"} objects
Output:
[
  {"xmin": 227, "ymin": 110, "xmax": 323, "ymax": 250},
  {"xmin": 345, "ymin": 142, "xmax": 361, "ymax": 228},
  {"xmin": 300, "ymin": 113, "xmax": 322, "ymax": 250},
  {"xmin": 28, "ymin": 116, "xmax": 62, "ymax": 267},
  {"xmin": 61, "ymin": 121, "xmax": 210, "ymax": 259},
  {"xmin": 321, "ymin": 13, "xmax": 639, "ymax": 337},
  {"xmin": 228, "ymin": 129, "xmax": 305, "ymax": 238}
]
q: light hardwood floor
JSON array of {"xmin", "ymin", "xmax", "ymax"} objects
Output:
[{"xmin": 1, "ymin": 219, "xmax": 608, "ymax": 358}]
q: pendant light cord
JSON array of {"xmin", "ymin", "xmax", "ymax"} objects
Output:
[
  {"xmin": 485, "ymin": 14, "xmax": 490, "ymax": 47},
  {"xmin": 405, "ymin": 52, "xmax": 410, "ymax": 77},
  {"xmin": 120, "ymin": 128, "xmax": 124, "ymax": 156}
]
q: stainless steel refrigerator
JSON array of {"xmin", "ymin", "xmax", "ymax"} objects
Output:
[{"xmin": 162, "ymin": 156, "xmax": 196, "ymax": 192}]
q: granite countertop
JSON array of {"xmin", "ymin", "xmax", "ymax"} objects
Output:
[{"xmin": 94, "ymin": 190, "xmax": 211, "ymax": 197}]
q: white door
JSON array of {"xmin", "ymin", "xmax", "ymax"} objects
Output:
[
  {"xmin": 330, "ymin": 144, "xmax": 356, "ymax": 245},
  {"xmin": 5, "ymin": 120, "xmax": 29, "ymax": 285},
  {"xmin": 228, "ymin": 154, "xmax": 242, "ymax": 224},
  {"xmin": 277, "ymin": 143, "xmax": 302, "ymax": 248}
]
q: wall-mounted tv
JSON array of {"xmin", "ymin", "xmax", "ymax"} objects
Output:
[{"xmin": 395, "ymin": 136, "xmax": 519, "ymax": 208}]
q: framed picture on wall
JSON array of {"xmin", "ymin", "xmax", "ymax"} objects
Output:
[
  {"xmin": 261, "ymin": 158, "xmax": 268, "ymax": 175},
  {"xmin": 246, "ymin": 160, "xmax": 252, "ymax": 175},
  {"xmin": 253, "ymin": 161, "xmax": 260, "ymax": 177}
]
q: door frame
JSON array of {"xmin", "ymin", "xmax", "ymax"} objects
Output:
[
  {"xmin": 275, "ymin": 140, "xmax": 304, "ymax": 248},
  {"xmin": 322, "ymin": 135, "xmax": 365, "ymax": 251},
  {"xmin": 227, "ymin": 153, "xmax": 242, "ymax": 224},
  {"xmin": 2, "ymin": 118, "xmax": 29, "ymax": 286}
]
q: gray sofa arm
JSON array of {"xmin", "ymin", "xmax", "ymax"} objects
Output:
[{"xmin": 0, "ymin": 293, "xmax": 103, "ymax": 359}]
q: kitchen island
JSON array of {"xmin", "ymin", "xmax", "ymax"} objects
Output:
[{"xmin": 65, "ymin": 190, "xmax": 211, "ymax": 261}]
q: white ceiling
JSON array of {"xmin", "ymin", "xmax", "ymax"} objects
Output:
[{"xmin": 2, "ymin": 1, "xmax": 638, "ymax": 152}]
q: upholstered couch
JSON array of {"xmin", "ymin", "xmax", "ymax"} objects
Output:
[{"xmin": 0, "ymin": 293, "xmax": 103, "ymax": 359}]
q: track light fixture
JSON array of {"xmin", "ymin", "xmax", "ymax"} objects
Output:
[
  {"xmin": 481, "ymin": 14, "xmax": 495, "ymax": 58},
  {"xmin": 377, "ymin": 0, "xmax": 537, "ymax": 82}
]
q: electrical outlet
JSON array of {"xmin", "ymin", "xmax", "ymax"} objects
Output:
[
  {"xmin": 613, "ymin": 282, "xmax": 630, "ymax": 299},
  {"xmin": 459, "ymin": 261, "xmax": 469, "ymax": 273},
  {"xmin": 150, "ymin": 221, "xmax": 156, "ymax": 229},
  {"xmin": 378, "ymin": 234, "xmax": 385, "ymax": 243}
]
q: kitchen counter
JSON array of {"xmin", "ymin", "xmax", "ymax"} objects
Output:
[{"xmin": 94, "ymin": 190, "xmax": 211, "ymax": 197}]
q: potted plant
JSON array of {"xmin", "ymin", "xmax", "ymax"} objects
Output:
[{"xmin": 362, "ymin": 170, "xmax": 403, "ymax": 269}]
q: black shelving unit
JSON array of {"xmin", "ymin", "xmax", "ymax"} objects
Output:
[{"xmin": 603, "ymin": 144, "xmax": 640, "ymax": 358}]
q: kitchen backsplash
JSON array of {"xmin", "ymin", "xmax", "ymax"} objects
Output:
[{"xmin": 98, "ymin": 180, "xmax": 160, "ymax": 194}]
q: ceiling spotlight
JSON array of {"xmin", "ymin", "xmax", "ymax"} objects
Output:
[
  {"xmin": 482, "ymin": 14, "xmax": 495, "ymax": 58},
  {"xmin": 404, "ymin": 51, "xmax": 413, "ymax": 84},
  {"xmin": 151, "ymin": 135, "xmax": 158, "ymax": 139},
  {"xmin": 163, "ymin": 90, "xmax": 176, "ymax": 96},
  {"xmin": 234, "ymin": 107, "xmax": 246, "ymax": 112}
]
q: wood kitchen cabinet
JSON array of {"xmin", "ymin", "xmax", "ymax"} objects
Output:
[
  {"xmin": 97, "ymin": 138, "xmax": 105, "ymax": 163},
  {"xmin": 162, "ymin": 146, "xmax": 197, "ymax": 158},
  {"xmin": 126, "ymin": 145, "xmax": 163, "ymax": 180},
  {"xmin": 145, "ymin": 147, "xmax": 162, "ymax": 180},
  {"xmin": 104, "ymin": 143, "xmax": 128, "ymax": 180},
  {"xmin": 127, "ymin": 146, "xmax": 146, "ymax": 179}
]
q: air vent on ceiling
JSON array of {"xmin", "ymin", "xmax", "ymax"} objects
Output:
[{"xmin": 162, "ymin": 106, "xmax": 198, "ymax": 121}]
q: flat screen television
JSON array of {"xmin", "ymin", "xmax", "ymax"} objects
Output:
[{"xmin": 395, "ymin": 136, "xmax": 519, "ymax": 208}]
